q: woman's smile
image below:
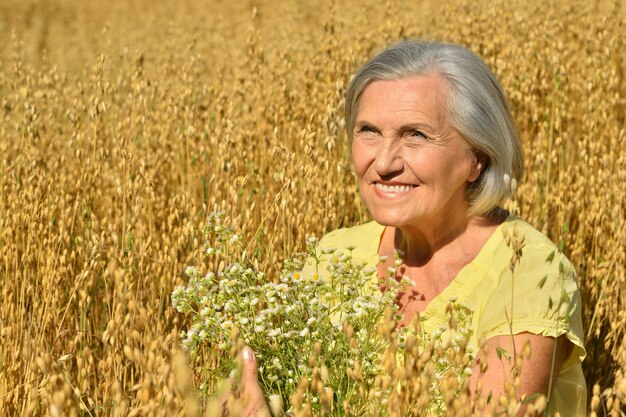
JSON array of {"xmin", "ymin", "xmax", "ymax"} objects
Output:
[{"xmin": 372, "ymin": 181, "xmax": 417, "ymax": 198}]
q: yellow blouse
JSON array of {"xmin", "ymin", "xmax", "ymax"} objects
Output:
[{"xmin": 301, "ymin": 216, "xmax": 586, "ymax": 416}]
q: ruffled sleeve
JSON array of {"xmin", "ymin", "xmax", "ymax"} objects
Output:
[{"xmin": 476, "ymin": 237, "xmax": 586, "ymax": 372}]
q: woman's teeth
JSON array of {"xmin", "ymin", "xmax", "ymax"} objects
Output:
[{"xmin": 375, "ymin": 183, "xmax": 413, "ymax": 192}]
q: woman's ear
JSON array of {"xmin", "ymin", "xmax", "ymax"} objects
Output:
[{"xmin": 468, "ymin": 152, "xmax": 487, "ymax": 183}]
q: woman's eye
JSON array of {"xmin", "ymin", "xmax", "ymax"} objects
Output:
[
  {"xmin": 408, "ymin": 130, "xmax": 427, "ymax": 139},
  {"xmin": 359, "ymin": 125, "xmax": 376, "ymax": 133}
]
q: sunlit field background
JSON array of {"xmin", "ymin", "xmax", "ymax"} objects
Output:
[{"xmin": 1, "ymin": 0, "xmax": 625, "ymax": 415}]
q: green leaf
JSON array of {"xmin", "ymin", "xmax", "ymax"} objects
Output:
[
  {"xmin": 561, "ymin": 288, "xmax": 571, "ymax": 304},
  {"xmin": 496, "ymin": 347, "xmax": 511, "ymax": 361},
  {"xmin": 521, "ymin": 393, "xmax": 542, "ymax": 405},
  {"xmin": 548, "ymin": 296, "xmax": 554, "ymax": 309},
  {"xmin": 538, "ymin": 275, "xmax": 548, "ymax": 289},
  {"xmin": 546, "ymin": 250, "xmax": 555, "ymax": 263}
]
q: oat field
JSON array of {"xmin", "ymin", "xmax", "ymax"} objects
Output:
[{"xmin": 1, "ymin": 0, "xmax": 625, "ymax": 415}]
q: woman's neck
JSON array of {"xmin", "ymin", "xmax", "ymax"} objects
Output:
[{"xmin": 390, "ymin": 208, "xmax": 507, "ymax": 266}]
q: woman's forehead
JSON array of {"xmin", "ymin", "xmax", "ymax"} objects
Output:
[{"xmin": 357, "ymin": 76, "xmax": 449, "ymax": 126}]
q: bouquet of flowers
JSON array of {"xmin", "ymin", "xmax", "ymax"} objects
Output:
[{"xmin": 172, "ymin": 211, "xmax": 474, "ymax": 416}]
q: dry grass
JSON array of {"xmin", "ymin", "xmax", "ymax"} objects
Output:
[{"xmin": 0, "ymin": 0, "xmax": 624, "ymax": 415}]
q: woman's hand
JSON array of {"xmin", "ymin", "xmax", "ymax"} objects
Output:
[
  {"xmin": 239, "ymin": 347, "xmax": 271, "ymax": 417},
  {"xmin": 210, "ymin": 346, "xmax": 270, "ymax": 417}
]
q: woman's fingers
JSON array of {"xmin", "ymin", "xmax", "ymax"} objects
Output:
[
  {"xmin": 240, "ymin": 346, "xmax": 271, "ymax": 417},
  {"xmin": 206, "ymin": 347, "xmax": 270, "ymax": 417},
  {"xmin": 240, "ymin": 347, "xmax": 271, "ymax": 417}
]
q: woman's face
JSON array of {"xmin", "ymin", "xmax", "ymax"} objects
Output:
[{"xmin": 351, "ymin": 75, "xmax": 482, "ymax": 229}]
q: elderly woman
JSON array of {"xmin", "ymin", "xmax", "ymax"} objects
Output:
[{"xmin": 239, "ymin": 39, "xmax": 586, "ymax": 416}]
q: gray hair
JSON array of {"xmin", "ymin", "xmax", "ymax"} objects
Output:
[{"xmin": 345, "ymin": 39, "xmax": 523, "ymax": 217}]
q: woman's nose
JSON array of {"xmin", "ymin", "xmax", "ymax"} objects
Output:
[{"xmin": 374, "ymin": 142, "xmax": 404, "ymax": 175}]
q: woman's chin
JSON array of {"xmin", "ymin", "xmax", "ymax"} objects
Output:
[
  {"xmin": 366, "ymin": 203, "xmax": 440, "ymax": 229},
  {"xmin": 370, "ymin": 212, "xmax": 419, "ymax": 228}
]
